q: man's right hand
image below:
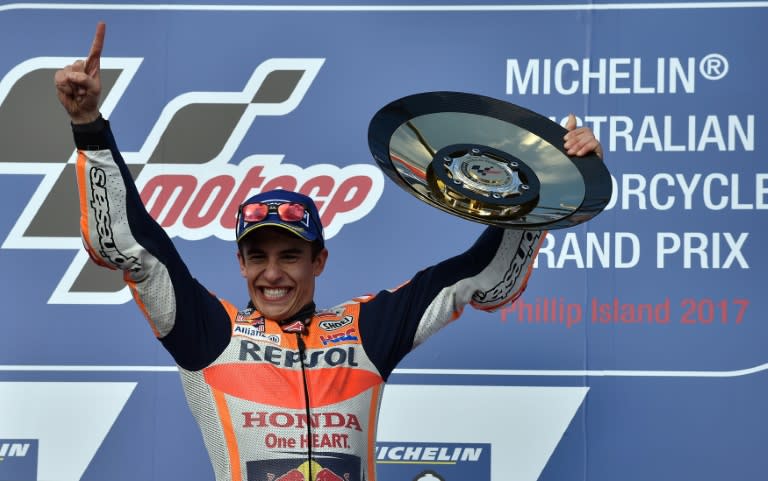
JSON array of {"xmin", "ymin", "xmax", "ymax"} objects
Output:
[{"xmin": 54, "ymin": 22, "xmax": 105, "ymax": 124}]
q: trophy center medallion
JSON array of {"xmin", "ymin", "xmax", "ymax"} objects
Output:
[{"xmin": 452, "ymin": 153, "xmax": 523, "ymax": 195}]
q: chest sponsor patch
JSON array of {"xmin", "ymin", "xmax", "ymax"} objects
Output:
[
  {"xmin": 320, "ymin": 328, "xmax": 359, "ymax": 346},
  {"xmin": 246, "ymin": 454, "xmax": 361, "ymax": 481},
  {"xmin": 235, "ymin": 308, "xmax": 266, "ymax": 329},
  {"xmin": 233, "ymin": 324, "xmax": 280, "ymax": 344},
  {"xmin": 318, "ymin": 315, "xmax": 354, "ymax": 332}
]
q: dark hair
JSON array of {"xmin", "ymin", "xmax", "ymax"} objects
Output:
[
  {"xmin": 237, "ymin": 235, "xmax": 325, "ymax": 260},
  {"xmin": 310, "ymin": 240, "xmax": 325, "ymax": 260}
]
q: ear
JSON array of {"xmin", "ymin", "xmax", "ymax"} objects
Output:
[
  {"xmin": 237, "ymin": 249, "xmax": 247, "ymax": 278},
  {"xmin": 313, "ymin": 248, "xmax": 328, "ymax": 277}
]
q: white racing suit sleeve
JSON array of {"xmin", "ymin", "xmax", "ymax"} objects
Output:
[
  {"xmin": 72, "ymin": 117, "xmax": 233, "ymax": 370},
  {"xmin": 358, "ymin": 226, "xmax": 545, "ymax": 379},
  {"xmin": 416, "ymin": 228, "xmax": 545, "ymax": 342}
]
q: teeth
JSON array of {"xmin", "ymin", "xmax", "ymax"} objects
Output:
[{"xmin": 263, "ymin": 287, "xmax": 289, "ymax": 299}]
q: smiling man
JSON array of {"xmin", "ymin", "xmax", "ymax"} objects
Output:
[
  {"xmin": 235, "ymin": 190, "xmax": 328, "ymax": 324},
  {"xmin": 55, "ymin": 22, "xmax": 604, "ymax": 481}
]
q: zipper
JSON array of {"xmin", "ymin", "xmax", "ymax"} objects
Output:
[{"xmin": 295, "ymin": 332, "xmax": 313, "ymax": 480}]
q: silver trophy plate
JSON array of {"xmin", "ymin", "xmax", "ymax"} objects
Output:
[{"xmin": 368, "ymin": 91, "xmax": 612, "ymax": 230}]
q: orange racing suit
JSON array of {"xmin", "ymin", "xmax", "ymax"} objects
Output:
[{"xmin": 72, "ymin": 117, "xmax": 544, "ymax": 481}]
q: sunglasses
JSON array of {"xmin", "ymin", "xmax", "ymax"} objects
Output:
[{"xmin": 239, "ymin": 201, "xmax": 308, "ymax": 224}]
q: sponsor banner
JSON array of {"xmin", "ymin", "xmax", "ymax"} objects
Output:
[
  {"xmin": 375, "ymin": 442, "xmax": 490, "ymax": 481},
  {"xmin": 0, "ymin": 4, "xmax": 765, "ymax": 481},
  {"xmin": 0, "ymin": 382, "xmax": 135, "ymax": 481},
  {"xmin": 378, "ymin": 385, "xmax": 588, "ymax": 481},
  {"xmin": 0, "ymin": 439, "xmax": 38, "ymax": 481}
]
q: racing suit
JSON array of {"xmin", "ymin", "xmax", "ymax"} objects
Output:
[{"xmin": 72, "ymin": 117, "xmax": 545, "ymax": 481}]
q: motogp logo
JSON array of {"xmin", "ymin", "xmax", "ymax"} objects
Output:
[{"xmin": 0, "ymin": 56, "xmax": 384, "ymax": 304}]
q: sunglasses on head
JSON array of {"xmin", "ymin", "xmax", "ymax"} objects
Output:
[{"xmin": 239, "ymin": 201, "xmax": 308, "ymax": 224}]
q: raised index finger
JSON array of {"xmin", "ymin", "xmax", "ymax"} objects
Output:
[{"xmin": 84, "ymin": 22, "xmax": 106, "ymax": 75}]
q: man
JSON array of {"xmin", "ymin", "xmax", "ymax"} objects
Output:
[{"xmin": 55, "ymin": 22, "xmax": 603, "ymax": 481}]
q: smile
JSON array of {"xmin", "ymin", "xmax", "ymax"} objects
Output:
[{"xmin": 261, "ymin": 287, "xmax": 290, "ymax": 300}]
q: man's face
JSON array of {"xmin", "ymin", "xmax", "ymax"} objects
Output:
[{"xmin": 237, "ymin": 227, "xmax": 328, "ymax": 322}]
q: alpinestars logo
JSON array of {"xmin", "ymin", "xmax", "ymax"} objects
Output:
[{"xmin": 0, "ymin": 56, "xmax": 384, "ymax": 305}]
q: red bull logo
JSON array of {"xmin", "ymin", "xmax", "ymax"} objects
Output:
[
  {"xmin": 272, "ymin": 461, "xmax": 346, "ymax": 481},
  {"xmin": 315, "ymin": 468, "xmax": 345, "ymax": 481}
]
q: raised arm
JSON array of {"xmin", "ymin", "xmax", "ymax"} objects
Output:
[
  {"xmin": 359, "ymin": 120, "xmax": 604, "ymax": 379},
  {"xmin": 54, "ymin": 22, "xmax": 104, "ymax": 125},
  {"xmin": 55, "ymin": 23, "xmax": 234, "ymax": 370}
]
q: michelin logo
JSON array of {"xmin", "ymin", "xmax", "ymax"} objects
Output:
[
  {"xmin": 375, "ymin": 442, "xmax": 490, "ymax": 481},
  {"xmin": 0, "ymin": 439, "xmax": 38, "ymax": 481},
  {"xmin": 375, "ymin": 444, "xmax": 483, "ymax": 463},
  {"xmin": 0, "ymin": 441, "xmax": 33, "ymax": 459}
]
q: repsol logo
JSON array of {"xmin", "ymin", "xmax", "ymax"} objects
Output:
[{"xmin": 238, "ymin": 341, "xmax": 358, "ymax": 368}]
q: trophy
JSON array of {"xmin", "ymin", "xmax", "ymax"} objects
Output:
[{"xmin": 368, "ymin": 91, "xmax": 612, "ymax": 230}]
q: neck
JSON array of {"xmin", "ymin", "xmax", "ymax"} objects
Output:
[
  {"xmin": 282, "ymin": 302, "xmax": 316, "ymax": 325},
  {"xmin": 247, "ymin": 300, "xmax": 316, "ymax": 325}
]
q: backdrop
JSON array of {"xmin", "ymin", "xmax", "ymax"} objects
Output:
[{"xmin": 0, "ymin": 1, "xmax": 764, "ymax": 481}]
